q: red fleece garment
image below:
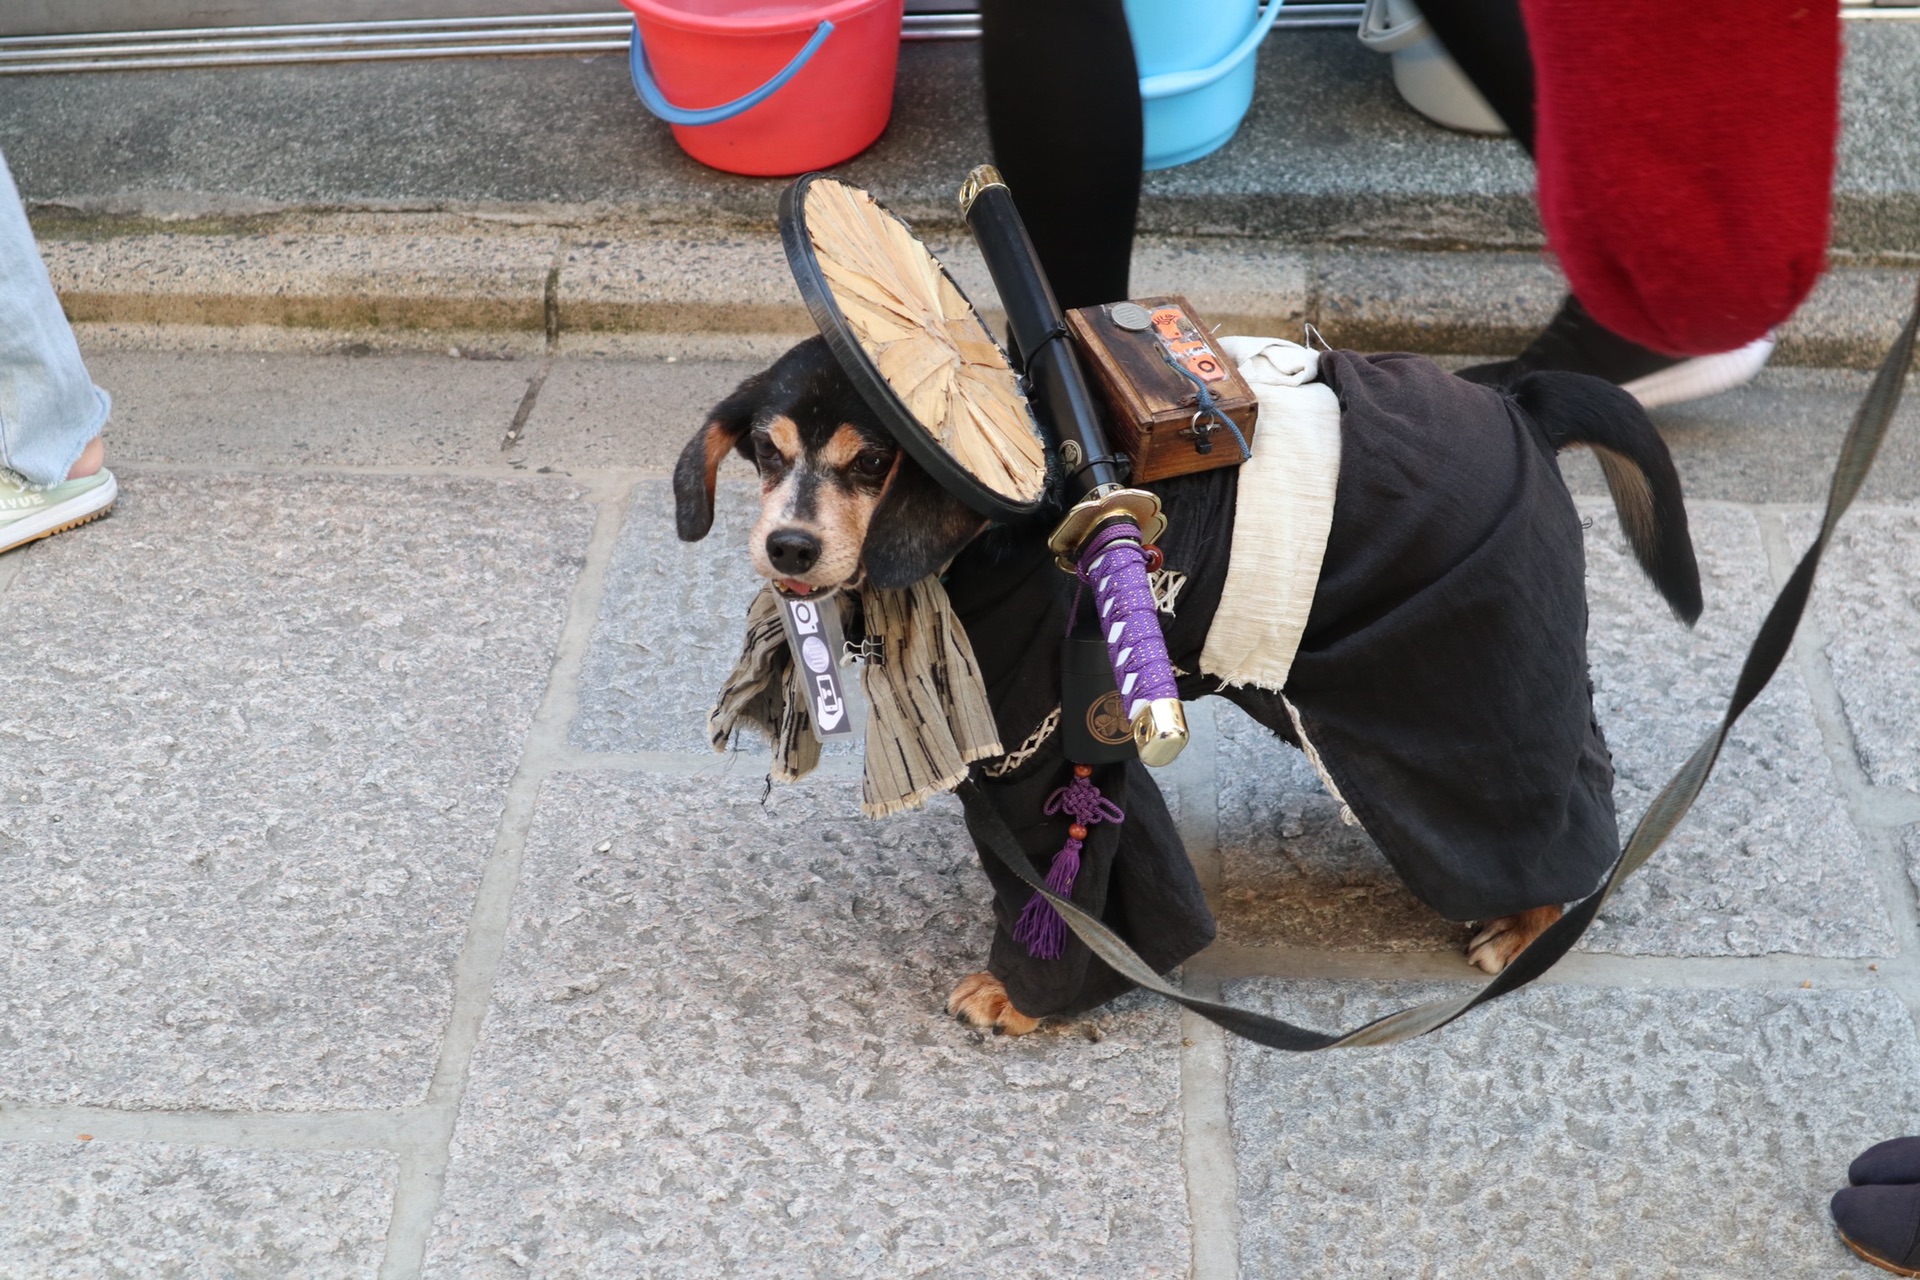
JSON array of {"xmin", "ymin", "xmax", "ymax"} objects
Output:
[{"xmin": 1523, "ymin": 0, "xmax": 1841, "ymax": 355}]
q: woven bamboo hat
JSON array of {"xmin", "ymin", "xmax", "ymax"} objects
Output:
[{"xmin": 780, "ymin": 173, "xmax": 1049, "ymax": 520}]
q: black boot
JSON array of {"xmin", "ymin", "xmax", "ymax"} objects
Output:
[
  {"xmin": 1853, "ymin": 1137, "xmax": 1920, "ymax": 1187},
  {"xmin": 1458, "ymin": 295, "xmax": 1682, "ymax": 387},
  {"xmin": 1833, "ymin": 1183, "xmax": 1920, "ymax": 1275},
  {"xmin": 1458, "ymin": 294, "xmax": 1774, "ymax": 409}
]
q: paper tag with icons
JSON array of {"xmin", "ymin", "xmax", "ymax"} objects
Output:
[{"xmin": 777, "ymin": 592, "xmax": 862, "ymax": 743}]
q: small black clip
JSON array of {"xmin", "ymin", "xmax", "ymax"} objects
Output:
[{"xmin": 841, "ymin": 637, "xmax": 885, "ymax": 667}]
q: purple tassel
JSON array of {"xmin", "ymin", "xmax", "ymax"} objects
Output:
[
  {"xmin": 1013, "ymin": 764, "xmax": 1126, "ymax": 960},
  {"xmin": 1013, "ymin": 833, "xmax": 1083, "ymax": 961}
]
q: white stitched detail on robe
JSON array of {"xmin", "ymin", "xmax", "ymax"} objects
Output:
[{"xmin": 1197, "ymin": 336, "xmax": 1343, "ymax": 693}]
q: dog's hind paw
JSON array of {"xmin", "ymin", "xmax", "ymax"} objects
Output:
[
  {"xmin": 946, "ymin": 972, "xmax": 1041, "ymax": 1037},
  {"xmin": 1466, "ymin": 905, "xmax": 1564, "ymax": 974}
]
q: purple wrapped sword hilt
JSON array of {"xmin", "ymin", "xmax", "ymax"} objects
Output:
[{"xmin": 1078, "ymin": 520, "xmax": 1187, "ymax": 766}]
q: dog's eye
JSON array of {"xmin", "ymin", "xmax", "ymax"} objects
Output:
[
  {"xmin": 853, "ymin": 450, "xmax": 893, "ymax": 479},
  {"xmin": 752, "ymin": 435, "xmax": 782, "ymax": 467}
]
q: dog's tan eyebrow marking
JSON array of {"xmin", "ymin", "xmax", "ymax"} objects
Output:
[
  {"xmin": 821, "ymin": 424, "xmax": 871, "ymax": 468},
  {"xmin": 765, "ymin": 415, "xmax": 801, "ymax": 461}
]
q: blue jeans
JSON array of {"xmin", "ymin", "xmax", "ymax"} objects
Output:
[{"xmin": 0, "ymin": 148, "xmax": 108, "ymax": 487}]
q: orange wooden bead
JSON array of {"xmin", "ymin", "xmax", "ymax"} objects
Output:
[
  {"xmin": 1069, "ymin": 823, "xmax": 1088, "ymax": 840},
  {"xmin": 1142, "ymin": 544, "xmax": 1165, "ymax": 572},
  {"xmin": 1073, "ymin": 763, "xmax": 1093, "ymax": 778}
]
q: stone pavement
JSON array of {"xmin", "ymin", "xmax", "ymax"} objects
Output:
[{"xmin": 4, "ymin": 338, "xmax": 1920, "ymax": 1279}]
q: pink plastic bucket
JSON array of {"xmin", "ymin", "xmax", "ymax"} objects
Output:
[{"xmin": 623, "ymin": 0, "xmax": 905, "ymax": 176}]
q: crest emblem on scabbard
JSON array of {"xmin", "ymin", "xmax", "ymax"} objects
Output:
[{"xmin": 1087, "ymin": 691, "xmax": 1133, "ymax": 745}]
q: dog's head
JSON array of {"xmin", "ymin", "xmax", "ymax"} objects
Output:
[{"xmin": 674, "ymin": 336, "xmax": 990, "ymax": 596}]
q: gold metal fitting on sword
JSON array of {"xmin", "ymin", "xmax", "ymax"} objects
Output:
[
  {"xmin": 958, "ymin": 165, "xmax": 1007, "ymax": 217},
  {"xmin": 1047, "ymin": 486, "xmax": 1168, "ymax": 573},
  {"xmin": 1132, "ymin": 697, "xmax": 1188, "ymax": 767}
]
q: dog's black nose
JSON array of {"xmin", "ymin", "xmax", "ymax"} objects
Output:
[{"xmin": 766, "ymin": 528, "xmax": 821, "ymax": 575}]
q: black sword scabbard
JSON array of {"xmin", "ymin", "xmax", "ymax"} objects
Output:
[
  {"xmin": 956, "ymin": 165, "xmax": 1186, "ymax": 766},
  {"xmin": 958, "ymin": 167, "xmax": 1126, "ymax": 501}
]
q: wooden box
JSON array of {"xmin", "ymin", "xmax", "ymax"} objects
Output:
[{"xmin": 1064, "ymin": 295, "xmax": 1257, "ymax": 482}]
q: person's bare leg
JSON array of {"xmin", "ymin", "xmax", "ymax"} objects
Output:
[{"xmin": 67, "ymin": 436, "xmax": 104, "ymax": 480}]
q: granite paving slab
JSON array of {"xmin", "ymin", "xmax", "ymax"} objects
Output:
[
  {"xmin": 74, "ymin": 317, "xmax": 550, "ymax": 361},
  {"xmin": 1797, "ymin": 510, "xmax": 1920, "ymax": 795},
  {"xmin": 41, "ymin": 227, "xmax": 558, "ymax": 331},
  {"xmin": 427, "ymin": 772, "xmax": 1187, "ymax": 1279},
  {"xmin": 1225, "ymin": 980, "xmax": 1920, "ymax": 1279},
  {"xmin": 557, "ymin": 234, "xmax": 819, "ymax": 337},
  {"xmin": 1215, "ymin": 701, "xmax": 1464, "ymax": 953},
  {"xmin": 553, "ymin": 230, "xmax": 1307, "ymax": 349},
  {"xmin": 86, "ymin": 350, "xmax": 535, "ymax": 470},
  {"xmin": 0, "ymin": 1141, "xmax": 393, "ymax": 1279},
  {"xmin": 0, "ymin": 473, "xmax": 594, "ymax": 1109},
  {"xmin": 1210, "ymin": 503, "xmax": 1890, "ymax": 957},
  {"xmin": 1774, "ymin": 266, "xmax": 1920, "ymax": 374},
  {"xmin": 521, "ymin": 357, "xmax": 768, "ymax": 475},
  {"xmin": 1907, "ymin": 826, "xmax": 1920, "ymax": 903},
  {"xmin": 1584, "ymin": 503, "xmax": 1891, "ymax": 956},
  {"xmin": 84, "ymin": 348, "xmax": 798, "ymax": 475},
  {"xmin": 571, "ymin": 476, "xmax": 770, "ymax": 756},
  {"xmin": 1559, "ymin": 365, "xmax": 1920, "ymax": 506},
  {"xmin": 1311, "ymin": 248, "xmax": 1562, "ymax": 355}
]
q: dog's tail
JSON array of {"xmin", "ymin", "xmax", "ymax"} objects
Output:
[{"xmin": 1513, "ymin": 370, "xmax": 1703, "ymax": 625}]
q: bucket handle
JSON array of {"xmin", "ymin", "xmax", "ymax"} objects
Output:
[
  {"xmin": 628, "ymin": 17, "xmax": 833, "ymax": 127},
  {"xmin": 1355, "ymin": 0, "xmax": 1430, "ymax": 53},
  {"xmin": 1138, "ymin": 0, "xmax": 1285, "ymax": 101}
]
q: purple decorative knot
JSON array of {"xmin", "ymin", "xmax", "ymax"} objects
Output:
[
  {"xmin": 1013, "ymin": 766, "xmax": 1126, "ymax": 960},
  {"xmin": 1077, "ymin": 522, "xmax": 1180, "ymax": 723}
]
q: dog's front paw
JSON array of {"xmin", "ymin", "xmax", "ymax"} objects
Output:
[
  {"xmin": 946, "ymin": 972, "xmax": 1041, "ymax": 1037},
  {"xmin": 1466, "ymin": 905, "xmax": 1564, "ymax": 974}
]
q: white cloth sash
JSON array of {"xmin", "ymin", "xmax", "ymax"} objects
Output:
[{"xmin": 1197, "ymin": 337, "xmax": 1343, "ymax": 692}]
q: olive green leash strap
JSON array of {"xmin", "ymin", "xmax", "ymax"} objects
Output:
[{"xmin": 961, "ymin": 279, "xmax": 1920, "ymax": 1052}]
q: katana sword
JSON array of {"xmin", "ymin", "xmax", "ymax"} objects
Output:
[{"xmin": 958, "ymin": 165, "xmax": 1189, "ymax": 766}]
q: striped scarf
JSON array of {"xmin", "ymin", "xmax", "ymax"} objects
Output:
[{"xmin": 708, "ymin": 578, "xmax": 1004, "ymax": 819}]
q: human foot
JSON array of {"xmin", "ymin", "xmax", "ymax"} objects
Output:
[
  {"xmin": 0, "ymin": 438, "xmax": 115, "ymax": 554},
  {"xmin": 67, "ymin": 435, "xmax": 106, "ymax": 480}
]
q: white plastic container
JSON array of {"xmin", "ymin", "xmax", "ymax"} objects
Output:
[{"xmin": 1357, "ymin": 0, "xmax": 1509, "ymax": 136}]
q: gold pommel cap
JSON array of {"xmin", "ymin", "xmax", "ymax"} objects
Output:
[
  {"xmin": 958, "ymin": 165, "xmax": 1007, "ymax": 217},
  {"xmin": 1132, "ymin": 698, "xmax": 1188, "ymax": 767}
]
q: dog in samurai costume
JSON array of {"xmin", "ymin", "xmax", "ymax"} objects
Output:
[{"xmin": 675, "ymin": 332, "xmax": 1699, "ymax": 1035}]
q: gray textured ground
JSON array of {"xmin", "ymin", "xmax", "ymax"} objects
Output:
[
  {"xmin": 571, "ymin": 478, "xmax": 765, "ymax": 756},
  {"xmin": 0, "ymin": 1142, "xmax": 396, "ymax": 1278},
  {"xmin": 0, "ymin": 472, "xmax": 593, "ymax": 1109},
  {"xmin": 427, "ymin": 774, "xmax": 1186, "ymax": 1279},
  {"xmin": 1583, "ymin": 504, "xmax": 1894, "ymax": 958},
  {"xmin": 4, "ymin": 343, "xmax": 1918, "ymax": 1278},
  {"xmin": 1225, "ymin": 982, "xmax": 1920, "ymax": 1279}
]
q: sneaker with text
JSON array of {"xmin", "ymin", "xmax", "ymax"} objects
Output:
[{"xmin": 0, "ymin": 467, "xmax": 117, "ymax": 554}]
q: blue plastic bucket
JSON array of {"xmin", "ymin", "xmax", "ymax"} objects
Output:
[{"xmin": 1126, "ymin": 0, "xmax": 1284, "ymax": 169}]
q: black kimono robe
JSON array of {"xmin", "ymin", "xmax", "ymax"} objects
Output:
[{"xmin": 944, "ymin": 350, "xmax": 1618, "ymax": 1018}]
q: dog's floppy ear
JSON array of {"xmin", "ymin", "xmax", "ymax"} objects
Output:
[
  {"xmin": 674, "ymin": 374, "xmax": 765, "ymax": 541},
  {"xmin": 861, "ymin": 452, "xmax": 990, "ymax": 590}
]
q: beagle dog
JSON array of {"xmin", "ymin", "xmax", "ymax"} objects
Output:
[{"xmin": 675, "ymin": 335, "xmax": 1699, "ymax": 1035}]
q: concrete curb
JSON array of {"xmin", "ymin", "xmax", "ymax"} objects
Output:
[
  {"xmin": 8, "ymin": 23, "xmax": 1919, "ymax": 262},
  {"xmin": 43, "ymin": 213, "xmax": 1919, "ymax": 368}
]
